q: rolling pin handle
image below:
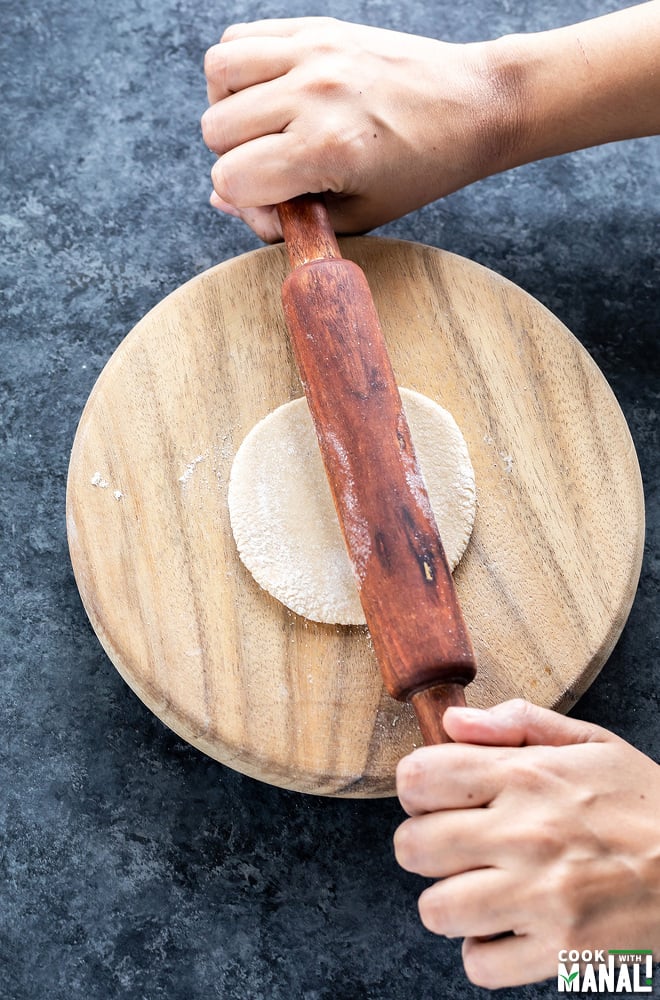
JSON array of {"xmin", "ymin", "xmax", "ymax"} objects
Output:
[
  {"xmin": 409, "ymin": 683, "xmax": 467, "ymax": 745},
  {"xmin": 277, "ymin": 196, "xmax": 341, "ymax": 268}
]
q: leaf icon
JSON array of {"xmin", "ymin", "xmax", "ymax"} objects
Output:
[{"xmin": 560, "ymin": 971, "xmax": 579, "ymax": 985}]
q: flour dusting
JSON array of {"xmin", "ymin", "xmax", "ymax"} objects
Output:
[{"xmin": 179, "ymin": 453, "xmax": 206, "ymax": 486}]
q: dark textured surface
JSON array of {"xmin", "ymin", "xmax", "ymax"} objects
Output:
[{"xmin": 1, "ymin": 0, "xmax": 658, "ymax": 997}]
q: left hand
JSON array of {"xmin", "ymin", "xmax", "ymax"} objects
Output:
[{"xmin": 394, "ymin": 699, "xmax": 660, "ymax": 988}]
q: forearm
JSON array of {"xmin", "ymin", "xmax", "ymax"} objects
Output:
[{"xmin": 484, "ymin": 1, "xmax": 660, "ymax": 171}]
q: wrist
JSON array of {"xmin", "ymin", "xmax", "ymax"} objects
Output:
[
  {"xmin": 480, "ymin": 28, "xmax": 596, "ymax": 168},
  {"xmin": 475, "ymin": 3, "xmax": 660, "ymax": 175},
  {"xmin": 469, "ymin": 31, "xmax": 563, "ymax": 175}
]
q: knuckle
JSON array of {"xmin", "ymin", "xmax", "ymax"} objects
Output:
[
  {"xmin": 306, "ymin": 68, "xmax": 350, "ymax": 101},
  {"xmin": 418, "ymin": 885, "xmax": 457, "ymax": 937},
  {"xmin": 510, "ymin": 813, "xmax": 565, "ymax": 862},
  {"xmin": 220, "ymin": 23, "xmax": 243, "ymax": 42},
  {"xmin": 529, "ymin": 829, "xmax": 563, "ymax": 863},
  {"xmin": 506, "ymin": 697, "xmax": 531, "ymax": 716},
  {"xmin": 507, "ymin": 751, "xmax": 547, "ymax": 792},
  {"xmin": 203, "ymin": 45, "xmax": 219, "ymax": 80},
  {"xmin": 299, "ymin": 16, "xmax": 341, "ymax": 43},
  {"xmin": 313, "ymin": 15, "xmax": 340, "ymax": 28},
  {"xmin": 210, "ymin": 158, "xmax": 234, "ymax": 204},
  {"xmin": 395, "ymin": 750, "xmax": 430, "ymax": 811},
  {"xmin": 200, "ymin": 110, "xmax": 213, "ymax": 147},
  {"xmin": 462, "ymin": 943, "xmax": 502, "ymax": 990},
  {"xmin": 206, "ymin": 46, "xmax": 232, "ymax": 94},
  {"xmin": 392, "ymin": 819, "xmax": 419, "ymax": 870},
  {"xmin": 201, "ymin": 108, "xmax": 222, "ymax": 151}
]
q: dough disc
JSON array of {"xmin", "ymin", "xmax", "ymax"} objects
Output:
[{"xmin": 228, "ymin": 387, "xmax": 476, "ymax": 625}]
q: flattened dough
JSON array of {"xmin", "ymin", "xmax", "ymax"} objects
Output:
[{"xmin": 228, "ymin": 388, "xmax": 476, "ymax": 625}]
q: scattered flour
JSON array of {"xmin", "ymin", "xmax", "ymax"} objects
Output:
[
  {"xmin": 179, "ymin": 453, "xmax": 206, "ymax": 486},
  {"xmin": 90, "ymin": 471, "xmax": 109, "ymax": 488},
  {"xmin": 91, "ymin": 471, "xmax": 125, "ymax": 499}
]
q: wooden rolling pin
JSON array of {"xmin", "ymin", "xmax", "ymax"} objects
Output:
[{"xmin": 277, "ymin": 196, "xmax": 476, "ymax": 744}]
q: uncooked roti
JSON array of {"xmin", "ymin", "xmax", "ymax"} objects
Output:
[{"xmin": 228, "ymin": 388, "xmax": 476, "ymax": 625}]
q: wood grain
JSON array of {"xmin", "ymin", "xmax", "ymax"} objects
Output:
[{"xmin": 66, "ymin": 238, "xmax": 645, "ymax": 796}]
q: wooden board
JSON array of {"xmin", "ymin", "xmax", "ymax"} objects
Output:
[{"xmin": 66, "ymin": 238, "xmax": 644, "ymax": 797}]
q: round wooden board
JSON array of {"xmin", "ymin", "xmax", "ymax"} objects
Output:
[{"xmin": 66, "ymin": 238, "xmax": 644, "ymax": 797}]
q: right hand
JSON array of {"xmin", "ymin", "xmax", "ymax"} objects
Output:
[
  {"xmin": 394, "ymin": 700, "xmax": 660, "ymax": 988},
  {"xmin": 201, "ymin": 17, "xmax": 517, "ymax": 240}
]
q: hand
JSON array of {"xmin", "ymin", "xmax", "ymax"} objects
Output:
[
  {"xmin": 201, "ymin": 7, "xmax": 660, "ymax": 242},
  {"xmin": 394, "ymin": 699, "xmax": 660, "ymax": 988},
  {"xmin": 201, "ymin": 18, "xmax": 513, "ymax": 240}
]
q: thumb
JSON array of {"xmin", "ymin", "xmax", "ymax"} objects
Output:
[{"xmin": 442, "ymin": 699, "xmax": 615, "ymax": 748}]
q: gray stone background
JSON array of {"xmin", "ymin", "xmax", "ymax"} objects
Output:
[{"xmin": 1, "ymin": 0, "xmax": 658, "ymax": 997}]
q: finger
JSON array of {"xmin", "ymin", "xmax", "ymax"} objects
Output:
[
  {"xmin": 201, "ymin": 86, "xmax": 291, "ymax": 155},
  {"xmin": 221, "ymin": 17, "xmax": 326, "ymax": 42},
  {"xmin": 396, "ymin": 743, "xmax": 507, "ymax": 815},
  {"xmin": 211, "ymin": 133, "xmax": 323, "ymax": 208},
  {"xmin": 443, "ymin": 700, "xmax": 613, "ymax": 749},
  {"xmin": 394, "ymin": 809, "xmax": 499, "ymax": 877},
  {"xmin": 205, "ymin": 38, "xmax": 295, "ymax": 102},
  {"xmin": 462, "ymin": 930, "xmax": 554, "ymax": 989},
  {"xmin": 209, "ymin": 189, "xmax": 282, "ymax": 240},
  {"xmin": 235, "ymin": 206, "xmax": 282, "ymax": 243},
  {"xmin": 418, "ymin": 869, "xmax": 521, "ymax": 939},
  {"xmin": 209, "ymin": 190, "xmax": 241, "ymax": 217}
]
